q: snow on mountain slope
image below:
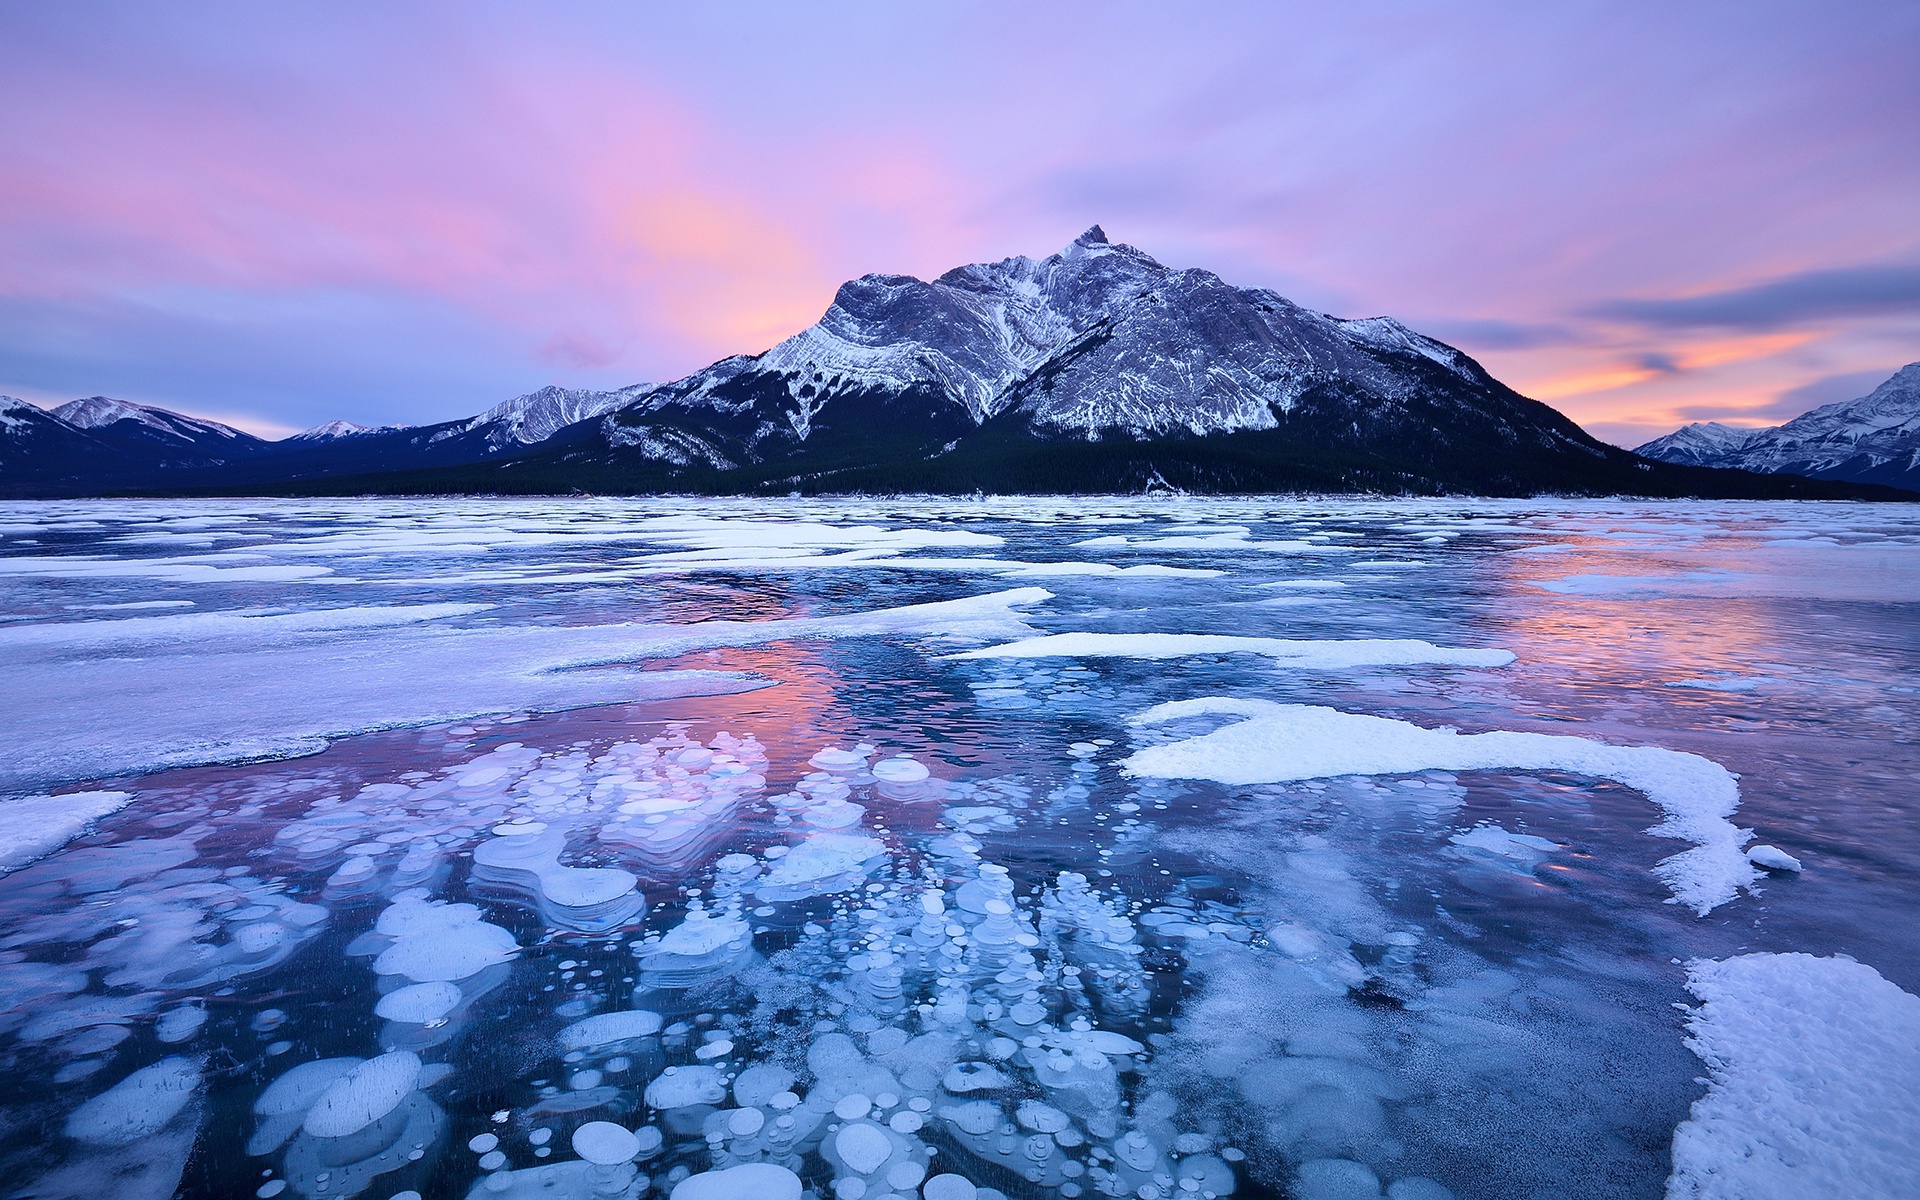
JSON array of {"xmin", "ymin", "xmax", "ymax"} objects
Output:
[
  {"xmin": 1637, "ymin": 363, "xmax": 1920, "ymax": 488},
  {"xmin": 1633, "ymin": 422, "xmax": 1761, "ymax": 468},
  {"xmin": 620, "ymin": 226, "xmax": 1492, "ymax": 449},
  {"xmin": 53, "ymin": 396, "xmax": 253, "ymax": 443},
  {"xmin": 455, "ymin": 384, "xmax": 658, "ymax": 450},
  {"xmin": 287, "ymin": 420, "xmax": 396, "ymax": 442},
  {"xmin": 1000, "ymin": 270, "xmax": 1484, "ymax": 437}
]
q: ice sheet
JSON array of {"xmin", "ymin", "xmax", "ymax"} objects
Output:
[{"xmin": 0, "ymin": 587, "xmax": 1052, "ymax": 795}]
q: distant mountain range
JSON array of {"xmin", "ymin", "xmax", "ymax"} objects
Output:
[
  {"xmin": 2, "ymin": 228, "xmax": 1912, "ymax": 499},
  {"xmin": 1635, "ymin": 363, "xmax": 1920, "ymax": 491}
]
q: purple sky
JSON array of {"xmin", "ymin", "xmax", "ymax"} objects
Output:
[{"xmin": 2, "ymin": 2, "xmax": 1916, "ymax": 445}]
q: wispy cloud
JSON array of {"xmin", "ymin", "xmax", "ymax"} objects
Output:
[{"xmin": 1589, "ymin": 265, "xmax": 1920, "ymax": 329}]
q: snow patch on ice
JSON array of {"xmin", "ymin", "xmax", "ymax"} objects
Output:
[
  {"xmin": 950, "ymin": 632, "xmax": 1513, "ymax": 670},
  {"xmin": 1668, "ymin": 953, "xmax": 1920, "ymax": 1200},
  {"xmin": 1125, "ymin": 699, "xmax": 1754, "ymax": 914},
  {"xmin": 0, "ymin": 791, "xmax": 133, "ymax": 871}
]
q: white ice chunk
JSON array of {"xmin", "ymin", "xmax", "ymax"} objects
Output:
[
  {"xmin": 1745, "ymin": 845, "xmax": 1802, "ymax": 873},
  {"xmin": 1668, "ymin": 953, "xmax": 1920, "ymax": 1199},
  {"xmin": 1125, "ymin": 699, "xmax": 1753, "ymax": 914}
]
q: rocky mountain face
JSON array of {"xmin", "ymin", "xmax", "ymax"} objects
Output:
[
  {"xmin": 1636, "ymin": 363, "xmax": 1920, "ymax": 490},
  {"xmin": 4, "ymin": 231, "xmax": 1912, "ymax": 499}
]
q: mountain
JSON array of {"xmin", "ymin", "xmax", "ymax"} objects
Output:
[
  {"xmin": 1, "ymin": 396, "xmax": 138, "ymax": 491},
  {"xmin": 287, "ymin": 420, "xmax": 392, "ymax": 442},
  {"xmin": 51, "ymin": 396, "xmax": 269, "ymax": 468},
  {"xmin": 315, "ymin": 228, "xmax": 1899, "ymax": 498},
  {"xmin": 450, "ymin": 384, "xmax": 658, "ymax": 451},
  {"xmin": 1636, "ymin": 363, "xmax": 1920, "ymax": 490},
  {"xmin": 4, "ymin": 231, "xmax": 1913, "ymax": 499}
]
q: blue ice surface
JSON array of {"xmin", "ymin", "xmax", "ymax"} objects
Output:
[{"xmin": 0, "ymin": 496, "xmax": 1916, "ymax": 1200}]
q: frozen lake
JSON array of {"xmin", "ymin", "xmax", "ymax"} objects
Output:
[{"xmin": 1, "ymin": 497, "xmax": 1917, "ymax": 1200}]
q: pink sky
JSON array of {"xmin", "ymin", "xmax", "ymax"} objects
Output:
[{"xmin": 2, "ymin": 2, "xmax": 1916, "ymax": 445}]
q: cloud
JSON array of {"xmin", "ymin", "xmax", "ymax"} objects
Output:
[
  {"xmin": 1417, "ymin": 318, "xmax": 1585, "ymax": 351},
  {"xmin": 1589, "ymin": 265, "xmax": 1920, "ymax": 329},
  {"xmin": 1667, "ymin": 367, "xmax": 1899, "ymax": 424}
]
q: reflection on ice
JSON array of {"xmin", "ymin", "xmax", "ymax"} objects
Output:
[{"xmin": 3, "ymin": 497, "xmax": 1917, "ymax": 1199}]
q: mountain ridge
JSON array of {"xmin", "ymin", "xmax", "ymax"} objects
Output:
[
  {"xmin": 4, "ymin": 231, "xmax": 1916, "ymax": 500},
  {"xmin": 1635, "ymin": 363, "xmax": 1920, "ymax": 490}
]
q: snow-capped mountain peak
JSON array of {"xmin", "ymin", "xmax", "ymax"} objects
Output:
[
  {"xmin": 52, "ymin": 396, "xmax": 249, "ymax": 441},
  {"xmin": 287, "ymin": 420, "xmax": 393, "ymax": 442},
  {"xmin": 0, "ymin": 396, "xmax": 41, "ymax": 430},
  {"xmin": 1635, "ymin": 361, "xmax": 1920, "ymax": 489},
  {"xmin": 458, "ymin": 384, "xmax": 658, "ymax": 449},
  {"xmin": 1632, "ymin": 421, "xmax": 1760, "ymax": 467}
]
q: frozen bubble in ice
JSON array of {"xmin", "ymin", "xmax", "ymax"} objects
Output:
[
  {"xmin": 572, "ymin": 1121, "xmax": 640, "ymax": 1165},
  {"xmin": 887, "ymin": 1160, "xmax": 926, "ymax": 1190},
  {"xmin": 558, "ymin": 1009, "xmax": 663, "ymax": 1050},
  {"xmin": 529, "ymin": 1128, "xmax": 552, "ymax": 1146},
  {"xmin": 733, "ymin": 1063, "xmax": 796, "ymax": 1108},
  {"xmin": 1177, "ymin": 1153, "xmax": 1237, "ymax": 1196},
  {"xmin": 155, "ymin": 1004, "xmax": 207, "ymax": 1045},
  {"xmin": 867, "ymin": 1027, "xmax": 909, "ymax": 1056},
  {"xmin": 728, "ymin": 1108, "xmax": 765, "ymax": 1136},
  {"xmin": 671, "ymin": 1163, "xmax": 803, "ymax": 1200},
  {"xmin": 302, "ymin": 1051, "xmax": 420, "ymax": 1138},
  {"xmin": 469, "ymin": 1133, "xmax": 500, "ymax": 1153},
  {"xmin": 835, "ymin": 1122, "xmax": 893, "ymax": 1174},
  {"xmin": 1015, "ymin": 1101, "xmax": 1070, "ymax": 1133},
  {"xmin": 871, "ymin": 758, "xmax": 929, "ymax": 784},
  {"xmin": 941, "ymin": 1101, "xmax": 1002, "ymax": 1135},
  {"xmin": 923, "ymin": 1175, "xmax": 978, "ymax": 1200},
  {"xmin": 375, "ymin": 981, "xmax": 462, "ymax": 1024},
  {"xmin": 254, "ymin": 1058, "xmax": 362, "ymax": 1122},
  {"xmin": 834, "ymin": 1094, "xmax": 872, "ymax": 1120},
  {"xmin": 809, "ymin": 748, "xmax": 869, "ymax": 772},
  {"xmin": 645, "ymin": 1065, "xmax": 727, "ymax": 1109},
  {"xmin": 65, "ymin": 1056, "xmax": 201, "ymax": 1145},
  {"xmin": 1746, "ymin": 844, "xmax": 1802, "ymax": 872},
  {"xmin": 888, "ymin": 1110, "xmax": 923, "ymax": 1134},
  {"xmin": 756, "ymin": 833, "xmax": 887, "ymax": 901},
  {"xmin": 944, "ymin": 1062, "xmax": 1012, "ymax": 1092},
  {"xmin": 1296, "ymin": 1158, "xmax": 1383, "ymax": 1200},
  {"xmin": 373, "ymin": 898, "xmax": 518, "ymax": 982},
  {"xmin": 1082, "ymin": 1030, "xmax": 1145, "ymax": 1056}
]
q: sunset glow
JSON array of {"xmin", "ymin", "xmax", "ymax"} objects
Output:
[{"xmin": 1, "ymin": 3, "xmax": 1915, "ymax": 445}]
